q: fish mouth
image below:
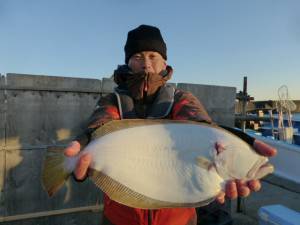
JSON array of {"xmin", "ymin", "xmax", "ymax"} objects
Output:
[
  {"xmin": 256, "ymin": 163, "xmax": 274, "ymax": 179},
  {"xmin": 247, "ymin": 158, "xmax": 274, "ymax": 180},
  {"xmin": 250, "ymin": 162, "xmax": 274, "ymax": 180}
]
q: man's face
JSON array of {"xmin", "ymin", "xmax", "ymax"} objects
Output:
[{"xmin": 128, "ymin": 51, "xmax": 167, "ymax": 74}]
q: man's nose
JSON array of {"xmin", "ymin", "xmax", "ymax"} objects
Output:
[{"xmin": 142, "ymin": 58, "xmax": 151, "ymax": 69}]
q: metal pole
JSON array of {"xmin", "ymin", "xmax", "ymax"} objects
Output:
[
  {"xmin": 241, "ymin": 76, "xmax": 247, "ymax": 133},
  {"xmin": 237, "ymin": 76, "xmax": 247, "ymax": 213}
]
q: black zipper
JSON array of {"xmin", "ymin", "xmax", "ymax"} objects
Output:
[{"xmin": 148, "ymin": 209, "xmax": 152, "ymax": 225}]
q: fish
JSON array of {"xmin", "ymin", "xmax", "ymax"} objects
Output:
[{"xmin": 42, "ymin": 119, "xmax": 274, "ymax": 209}]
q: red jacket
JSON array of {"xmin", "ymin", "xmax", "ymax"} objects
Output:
[{"xmin": 79, "ymin": 89, "xmax": 211, "ymax": 225}]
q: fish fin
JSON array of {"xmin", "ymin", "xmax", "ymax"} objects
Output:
[
  {"xmin": 89, "ymin": 169, "xmax": 207, "ymax": 209},
  {"xmin": 195, "ymin": 156, "xmax": 213, "ymax": 170},
  {"xmin": 92, "ymin": 119, "xmax": 169, "ymax": 139},
  {"xmin": 42, "ymin": 146, "xmax": 71, "ymax": 197},
  {"xmin": 193, "ymin": 196, "xmax": 216, "ymax": 208},
  {"xmin": 92, "ymin": 119, "xmax": 216, "ymax": 139}
]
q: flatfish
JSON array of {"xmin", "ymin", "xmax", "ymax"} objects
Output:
[{"xmin": 42, "ymin": 119, "xmax": 273, "ymax": 209}]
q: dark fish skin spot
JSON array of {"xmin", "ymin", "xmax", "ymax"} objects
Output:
[{"xmin": 215, "ymin": 142, "xmax": 226, "ymax": 155}]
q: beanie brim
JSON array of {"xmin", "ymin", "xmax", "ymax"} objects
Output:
[{"xmin": 125, "ymin": 39, "xmax": 167, "ymax": 64}]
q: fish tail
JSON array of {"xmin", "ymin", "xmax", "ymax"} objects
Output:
[{"xmin": 42, "ymin": 146, "xmax": 72, "ymax": 197}]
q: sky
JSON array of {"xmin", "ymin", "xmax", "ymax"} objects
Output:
[{"xmin": 1, "ymin": 0, "xmax": 300, "ymax": 100}]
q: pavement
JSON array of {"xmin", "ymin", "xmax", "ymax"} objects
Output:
[{"xmin": 230, "ymin": 175, "xmax": 300, "ymax": 225}]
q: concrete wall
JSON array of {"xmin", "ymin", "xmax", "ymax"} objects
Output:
[
  {"xmin": 177, "ymin": 83, "xmax": 236, "ymax": 127},
  {"xmin": 0, "ymin": 73, "xmax": 236, "ymax": 224},
  {"xmin": 0, "ymin": 74, "xmax": 103, "ymax": 225}
]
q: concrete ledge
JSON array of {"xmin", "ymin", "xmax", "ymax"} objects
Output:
[{"xmin": 5, "ymin": 73, "xmax": 101, "ymax": 93}]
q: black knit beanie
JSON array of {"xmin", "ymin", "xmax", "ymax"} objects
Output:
[{"xmin": 124, "ymin": 25, "xmax": 167, "ymax": 64}]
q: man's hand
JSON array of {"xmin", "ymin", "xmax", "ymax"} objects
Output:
[
  {"xmin": 64, "ymin": 141, "xmax": 92, "ymax": 180},
  {"xmin": 216, "ymin": 139, "xmax": 277, "ymax": 204}
]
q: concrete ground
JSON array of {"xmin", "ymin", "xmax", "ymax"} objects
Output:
[{"xmin": 230, "ymin": 175, "xmax": 300, "ymax": 225}]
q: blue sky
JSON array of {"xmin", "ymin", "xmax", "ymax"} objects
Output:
[{"xmin": 1, "ymin": 0, "xmax": 299, "ymax": 100}]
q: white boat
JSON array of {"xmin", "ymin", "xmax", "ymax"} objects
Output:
[{"xmin": 245, "ymin": 86, "xmax": 300, "ymax": 184}]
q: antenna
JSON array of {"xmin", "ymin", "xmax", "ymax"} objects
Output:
[{"xmin": 276, "ymin": 85, "xmax": 295, "ymax": 143}]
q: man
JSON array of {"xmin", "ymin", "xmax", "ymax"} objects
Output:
[{"xmin": 65, "ymin": 25, "xmax": 276, "ymax": 225}]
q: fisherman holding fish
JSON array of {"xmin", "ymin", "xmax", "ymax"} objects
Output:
[{"xmin": 44, "ymin": 25, "xmax": 277, "ymax": 225}]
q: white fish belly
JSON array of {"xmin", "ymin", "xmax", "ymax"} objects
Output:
[{"xmin": 84, "ymin": 123, "xmax": 226, "ymax": 203}]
